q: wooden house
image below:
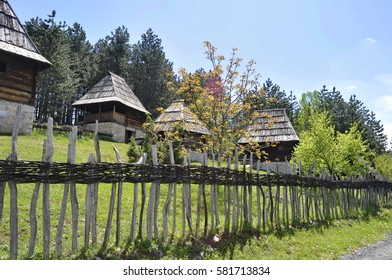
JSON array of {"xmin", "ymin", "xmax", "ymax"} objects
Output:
[
  {"xmin": 154, "ymin": 99, "xmax": 210, "ymax": 148},
  {"xmin": 238, "ymin": 108, "xmax": 300, "ymax": 161},
  {"xmin": 0, "ymin": 0, "xmax": 51, "ymax": 134},
  {"xmin": 72, "ymin": 71, "xmax": 149, "ymax": 143}
]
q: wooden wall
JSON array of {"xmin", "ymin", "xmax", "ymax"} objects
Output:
[{"xmin": 0, "ymin": 52, "xmax": 36, "ymax": 106}]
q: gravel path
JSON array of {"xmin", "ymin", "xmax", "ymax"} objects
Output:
[{"xmin": 340, "ymin": 234, "xmax": 392, "ymax": 260}]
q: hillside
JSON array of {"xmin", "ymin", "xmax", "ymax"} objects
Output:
[{"xmin": 0, "ymin": 130, "xmax": 130, "ymax": 163}]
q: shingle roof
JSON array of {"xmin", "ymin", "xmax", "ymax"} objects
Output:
[
  {"xmin": 154, "ymin": 100, "xmax": 210, "ymax": 135},
  {"xmin": 238, "ymin": 108, "xmax": 300, "ymax": 144},
  {"xmin": 0, "ymin": 0, "xmax": 51, "ymax": 69},
  {"xmin": 72, "ymin": 71, "xmax": 149, "ymax": 114}
]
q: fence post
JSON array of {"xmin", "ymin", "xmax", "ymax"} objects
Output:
[
  {"xmin": 85, "ymin": 153, "xmax": 96, "ymax": 250},
  {"xmin": 7, "ymin": 105, "xmax": 22, "ymax": 259},
  {"xmin": 163, "ymin": 142, "xmax": 174, "ymax": 238},
  {"xmin": 114, "ymin": 147, "xmax": 123, "ymax": 246},
  {"xmin": 91, "ymin": 122, "xmax": 101, "ymax": 245},
  {"xmin": 43, "ymin": 117, "xmax": 54, "ymax": 259},
  {"xmin": 56, "ymin": 126, "xmax": 78, "ymax": 256},
  {"xmin": 232, "ymin": 148, "xmax": 239, "ymax": 232},
  {"xmin": 130, "ymin": 153, "xmax": 147, "ymax": 242},
  {"xmin": 147, "ymin": 145, "xmax": 158, "ymax": 240}
]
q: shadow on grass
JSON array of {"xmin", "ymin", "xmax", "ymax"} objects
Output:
[{"xmin": 73, "ymin": 206, "xmax": 389, "ymax": 260}]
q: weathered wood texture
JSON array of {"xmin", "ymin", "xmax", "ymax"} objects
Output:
[{"xmin": 0, "ymin": 54, "xmax": 36, "ymax": 104}]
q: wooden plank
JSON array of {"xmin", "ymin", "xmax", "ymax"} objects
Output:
[
  {"xmin": 85, "ymin": 153, "xmax": 95, "ymax": 249},
  {"xmin": 224, "ymin": 156, "xmax": 232, "ymax": 233},
  {"xmin": 56, "ymin": 126, "xmax": 77, "ymax": 256},
  {"xmin": 0, "ymin": 181, "xmax": 5, "ymax": 223},
  {"xmin": 43, "ymin": 118, "xmax": 54, "ymax": 259},
  {"xmin": 130, "ymin": 154, "xmax": 146, "ymax": 242},
  {"xmin": 8, "ymin": 109, "xmax": 20, "ymax": 259},
  {"xmin": 102, "ymin": 181, "xmax": 116, "ymax": 249},
  {"xmin": 184, "ymin": 153, "xmax": 194, "ymax": 237},
  {"xmin": 210, "ymin": 152, "xmax": 215, "ymax": 232},
  {"xmin": 147, "ymin": 145, "xmax": 158, "ymax": 240},
  {"xmin": 163, "ymin": 142, "xmax": 174, "ymax": 238},
  {"xmin": 153, "ymin": 147, "xmax": 160, "ymax": 239},
  {"xmin": 28, "ymin": 140, "xmax": 46, "ymax": 257},
  {"xmin": 114, "ymin": 147, "xmax": 122, "ymax": 245},
  {"xmin": 94, "ymin": 120, "xmax": 102, "ymax": 163},
  {"xmin": 70, "ymin": 183, "xmax": 79, "ymax": 252},
  {"xmin": 67, "ymin": 126, "xmax": 79, "ymax": 252},
  {"xmin": 248, "ymin": 153, "xmax": 253, "ymax": 226},
  {"xmin": 0, "ymin": 85, "xmax": 31, "ymax": 98},
  {"xmin": 0, "ymin": 91, "xmax": 29, "ymax": 104},
  {"xmin": 9, "ymin": 179, "xmax": 18, "ymax": 260},
  {"xmin": 232, "ymin": 148, "xmax": 239, "ymax": 232},
  {"xmin": 138, "ymin": 182, "xmax": 146, "ymax": 239},
  {"xmin": 202, "ymin": 150, "xmax": 208, "ymax": 236}
]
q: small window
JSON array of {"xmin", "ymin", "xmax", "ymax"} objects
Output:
[{"xmin": 0, "ymin": 62, "xmax": 7, "ymax": 73}]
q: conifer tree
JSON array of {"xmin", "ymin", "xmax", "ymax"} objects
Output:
[
  {"xmin": 128, "ymin": 28, "xmax": 177, "ymax": 115},
  {"xmin": 25, "ymin": 11, "xmax": 77, "ymax": 124}
]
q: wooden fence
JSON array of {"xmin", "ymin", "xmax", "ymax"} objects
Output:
[{"xmin": 1, "ymin": 106, "xmax": 392, "ymax": 259}]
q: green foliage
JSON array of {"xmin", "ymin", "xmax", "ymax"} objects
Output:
[
  {"xmin": 25, "ymin": 11, "xmax": 79, "ymax": 125},
  {"xmin": 249, "ymin": 78, "xmax": 299, "ymax": 122},
  {"xmin": 127, "ymin": 115, "xmax": 184, "ymax": 164},
  {"xmin": 294, "ymin": 89, "xmax": 388, "ymax": 154},
  {"xmin": 374, "ymin": 153, "xmax": 392, "ymax": 181},
  {"xmin": 93, "ymin": 25, "xmax": 131, "ymax": 83},
  {"xmin": 127, "ymin": 137, "xmax": 144, "ymax": 163},
  {"xmin": 177, "ymin": 42, "xmax": 265, "ymax": 156},
  {"xmin": 292, "ymin": 111, "xmax": 371, "ymax": 176},
  {"xmin": 129, "ymin": 28, "xmax": 177, "ymax": 116}
]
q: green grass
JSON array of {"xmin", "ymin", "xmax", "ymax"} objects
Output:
[
  {"xmin": 79, "ymin": 208, "xmax": 392, "ymax": 260},
  {"xmin": 0, "ymin": 130, "xmax": 130, "ymax": 163},
  {"xmin": 1, "ymin": 130, "xmax": 392, "ymax": 260}
]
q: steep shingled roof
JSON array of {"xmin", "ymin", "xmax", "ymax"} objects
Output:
[
  {"xmin": 238, "ymin": 108, "xmax": 300, "ymax": 144},
  {"xmin": 0, "ymin": 0, "xmax": 51, "ymax": 69},
  {"xmin": 154, "ymin": 99, "xmax": 210, "ymax": 135},
  {"xmin": 72, "ymin": 71, "xmax": 149, "ymax": 114}
]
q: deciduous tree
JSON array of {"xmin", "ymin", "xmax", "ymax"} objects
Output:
[
  {"xmin": 177, "ymin": 42, "xmax": 264, "ymax": 156},
  {"xmin": 292, "ymin": 111, "xmax": 371, "ymax": 176}
]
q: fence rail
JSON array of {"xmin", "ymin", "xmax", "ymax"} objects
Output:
[{"xmin": 1, "ymin": 106, "xmax": 392, "ymax": 259}]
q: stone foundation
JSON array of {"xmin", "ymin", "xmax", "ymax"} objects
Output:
[
  {"xmin": 84, "ymin": 121, "xmax": 144, "ymax": 143},
  {"xmin": 0, "ymin": 100, "xmax": 34, "ymax": 134}
]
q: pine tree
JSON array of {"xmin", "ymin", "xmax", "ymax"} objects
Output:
[
  {"xmin": 128, "ymin": 28, "xmax": 177, "ymax": 115},
  {"xmin": 247, "ymin": 78, "xmax": 298, "ymax": 122},
  {"xmin": 365, "ymin": 111, "xmax": 388, "ymax": 154},
  {"xmin": 66, "ymin": 23, "xmax": 96, "ymax": 124},
  {"xmin": 318, "ymin": 86, "xmax": 349, "ymax": 133},
  {"xmin": 93, "ymin": 26, "xmax": 132, "ymax": 83},
  {"xmin": 25, "ymin": 11, "xmax": 77, "ymax": 124}
]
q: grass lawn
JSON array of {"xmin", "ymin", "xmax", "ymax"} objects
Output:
[{"xmin": 1, "ymin": 130, "xmax": 392, "ymax": 260}]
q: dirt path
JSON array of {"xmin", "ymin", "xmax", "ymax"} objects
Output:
[{"xmin": 340, "ymin": 234, "xmax": 392, "ymax": 260}]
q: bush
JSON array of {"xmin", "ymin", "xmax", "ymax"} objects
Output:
[
  {"xmin": 374, "ymin": 153, "xmax": 392, "ymax": 181},
  {"xmin": 127, "ymin": 137, "xmax": 144, "ymax": 163}
]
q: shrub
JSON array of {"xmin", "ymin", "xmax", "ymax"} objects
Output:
[
  {"xmin": 374, "ymin": 153, "xmax": 392, "ymax": 181},
  {"xmin": 127, "ymin": 137, "xmax": 144, "ymax": 163}
]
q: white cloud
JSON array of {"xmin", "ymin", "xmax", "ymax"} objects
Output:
[{"xmin": 363, "ymin": 37, "xmax": 376, "ymax": 46}]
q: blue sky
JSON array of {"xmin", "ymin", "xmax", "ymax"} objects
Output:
[{"xmin": 12, "ymin": 0, "xmax": 392, "ymax": 148}]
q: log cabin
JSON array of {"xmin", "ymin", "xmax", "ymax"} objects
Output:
[
  {"xmin": 72, "ymin": 71, "xmax": 149, "ymax": 143},
  {"xmin": 0, "ymin": 0, "xmax": 51, "ymax": 134},
  {"xmin": 154, "ymin": 99, "xmax": 210, "ymax": 149},
  {"xmin": 238, "ymin": 108, "xmax": 300, "ymax": 162}
]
